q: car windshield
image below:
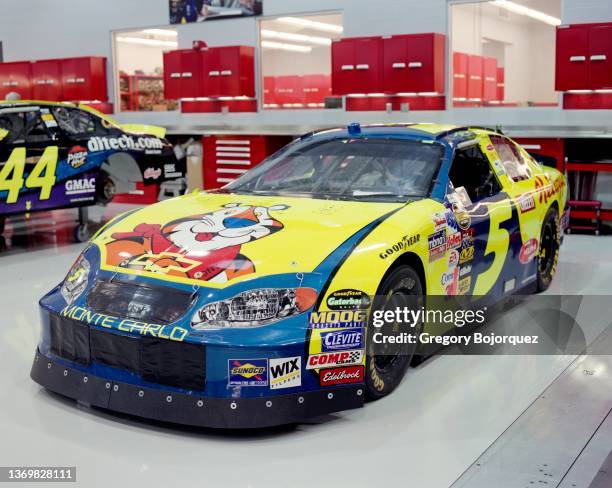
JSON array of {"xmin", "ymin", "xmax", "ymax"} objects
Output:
[{"xmin": 224, "ymin": 137, "xmax": 444, "ymax": 202}]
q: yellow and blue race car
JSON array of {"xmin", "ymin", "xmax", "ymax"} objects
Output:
[{"xmin": 30, "ymin": 123, "xmax": 568, "ymax": 428}]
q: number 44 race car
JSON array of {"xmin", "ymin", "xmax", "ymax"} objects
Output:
[
  {"xmin": 30, "ymin": 123, "xmax": 568, "ymax": 428},
  {"xmin": 0, "ymin": 101, "xmax": 186, "ymax": 241}
]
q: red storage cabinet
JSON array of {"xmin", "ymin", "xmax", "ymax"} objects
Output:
[
  {"xmin": 163, "ymin": 50, "xmax": 184, "ymax": 99},
  {"xmin": 263, "ymin": 76, "xmax": 276, "ymax": 106},
  {"xmin": 202, "ymin": 46, "xmax": 254, "ymax": 98},
  {"xmin": 588, "ymin": 23, "xmax": 612, "ymax": 89},
  {"xmin": 496, "ymin": 67, "xmax": 505, "ymax": 101},
  {"xmin": 332, "ymin": 36, "xmax": 382, "ymax": 95},
  {"xmin": 483, "ymin": 56, "xmax": 497, "ymax": 102},
  {"xmin": 382, "ymin": 33, "xmax": 445, "ymax": 94},
  {"xmin": 453, "ymin": 52, "xmax": 468, "ymax": 100},
  {"xmin": 179, "ymin": 49, "xmax": 203, "ymax": 98},
  {"xmin": 302, "ymin": 74, "xmax": 330, "ymax": 106},
  {"xmin": 275, "ymin": 75, "xmax": 303, "ymax": 106},
  {"xmin": 32, "ymin": 59, "xmax": 61, "ymax": 100},
  {"xmin": 467, "ymin": 54, "xmax": 483, "ymax": 101},
  {"xmin": 60, "ymin": 57, "xmax": 107, "ymax": 101},
  {"xmin": 556, "ymin": 24, "xmax": 590, "ymax": 91},
  {"xmin": 0, "ymin": 61, "xmax": 32, "ymax": 100}
]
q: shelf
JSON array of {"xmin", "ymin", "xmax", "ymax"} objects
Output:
[
  {"xmin": 570, "ymin": 208, "xmax": 612, "ymax": 221},
  {"xmin": 566, "ymin": 162, "xmax": 612, "ymax": 172}
]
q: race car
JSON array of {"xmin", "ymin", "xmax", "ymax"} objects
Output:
[
  {"xmin": 0, "ymin": 101, "xmax": 186, "ymax": 241},
  {"xmin": 30, "ymin": 123, "xmax": 568, "ymax": 428}
]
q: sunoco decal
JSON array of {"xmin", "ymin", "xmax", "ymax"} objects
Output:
[{"xmin": 228, "ymin": 359, "xmax": 268, "ymax": 386}]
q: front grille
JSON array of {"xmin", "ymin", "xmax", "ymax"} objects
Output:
[
  {"xmin": 48, "ymin": 314, "xmax": 205, "ymax": 391},
  {"xmin": 87, "ymin": 280, "xmax": 194, "ymax": 325}
]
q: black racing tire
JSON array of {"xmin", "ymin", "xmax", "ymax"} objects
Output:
[
  {"xmin": 365, "ymin": 265, "xmax": 424, "ymax": 400},
  {"xmin": 96, "ymin": 172, "xmax": 116, "ymax": 205},
  {"xmin": 537, "ymin": 206, "xmax": 560, "ymax": 292}
]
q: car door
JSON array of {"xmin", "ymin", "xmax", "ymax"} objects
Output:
[
  {"xmin": 444, "ymin": 137, "xmax": 522, "ymax": 298},
  {"xmin": 0, "ymin": 107, "xmax": 59, "ymax": 213}
]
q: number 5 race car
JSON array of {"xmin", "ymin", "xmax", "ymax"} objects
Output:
[
  {"xmin": 30, "ymin": 123, "xmax": 568, "ymax": 428},
  {"xmin": 0, "ymin": 101, "xmax": 186, "ymax": 241}
]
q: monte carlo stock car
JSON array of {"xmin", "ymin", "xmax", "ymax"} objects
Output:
[
  {"xmin": 0, "ymin": 101, "xmax": 185, "ymax": 240},
  {"xmin": 30, "ymin": 123, "xmax": 567, "ymax": 428}
]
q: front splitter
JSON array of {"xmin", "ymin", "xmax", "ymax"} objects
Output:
[{"xmin": 30, "ymin": 350, "xmax": 365, "ymax": 429}]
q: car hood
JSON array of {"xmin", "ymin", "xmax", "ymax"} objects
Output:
[{"xmin": 92, "ymin": 191, "xmax": 404, "ymax": 289}]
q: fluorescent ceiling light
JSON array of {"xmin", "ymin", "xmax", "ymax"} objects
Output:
[
  {"xmin": 261, "ymin": 40, "xmax": 312, "ymax": 53},
  {"xmin": 490, "ymin": 1, "xmax": 561, "ymax": 26},
  {"xmin": 276, "ymin": 17, "xmax": 343, "ymax": 34},
  {"xmin": 116, "ymin": 36, "xmax": 178, "ymax": 47},
  {"xmin": 142, "ymin": 29, "xmax": 178, "ymax": 37},
  {"xmin": 261, "ymin": 29, "xmax": 331, "ymax": 46}
]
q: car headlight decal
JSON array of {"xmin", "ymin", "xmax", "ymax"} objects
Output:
[
  {"xmin": 60, "ymin": 255, "xmax": 91, "ymax": 304},
  {"xmin": 191, "ymin": 287, "xmax": 317, "ymax": 329}
]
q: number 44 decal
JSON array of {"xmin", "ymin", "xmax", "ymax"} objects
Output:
[{"xmin": 0, "ymin": 146, "xmax": 58, "ymax": 204}]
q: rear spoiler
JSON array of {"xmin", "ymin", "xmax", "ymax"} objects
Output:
[{"xmin": 121, "ymin": 124, "xmax": 167, "ymax": 139}]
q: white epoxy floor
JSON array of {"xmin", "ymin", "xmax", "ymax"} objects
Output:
[{"xmin": 0, "ymin": 209, "xmax": 610, "ymax": 488}]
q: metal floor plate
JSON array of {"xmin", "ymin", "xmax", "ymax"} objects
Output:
[{"xmin": 452, "ymin": 325, "xmax": 612, "ymax": 488}]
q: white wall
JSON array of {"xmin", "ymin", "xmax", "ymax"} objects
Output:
[{"xmin": 0, "ymin": 0, "xmax": 610, "ymax": 135}]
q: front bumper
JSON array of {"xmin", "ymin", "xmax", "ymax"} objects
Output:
[{"xmin": 31, "ymin": 350, "xmax": 365, "ymax": 429}]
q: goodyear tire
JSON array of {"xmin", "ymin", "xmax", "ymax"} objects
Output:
[
  {"xmin": 537, "ymin": 207, "xmax": 560, "ymax": 292},
  {"xmin": 96, "ymin": 172, "xmax": 116, "ymax": 205},
  {"xmin": 365, "ymin": 265, "xmax": 424, "ymax": 400}
]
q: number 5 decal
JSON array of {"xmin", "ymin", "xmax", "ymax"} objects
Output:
[
  {"xmin": 473, "ymin": 201, "xmax": 512, "ymax": 295},
  {"xmin": 0, "ymin": 146, "xmax": 58, "ymax": 204}
]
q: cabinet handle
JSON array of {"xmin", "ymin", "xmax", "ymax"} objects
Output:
[
  {"xmin": 181, "ymin": 72, "xmax": 192, "ymax": 78},
  {"xmin": 408, "ymin": 61, "xmax": 423, "ymax": 68},
  {"xmin": 9, "ymin": 81, "xmax": 18, "ymax": 86},
  {"xmin": 170, "ymin": 72, "xmax": 181, "ymax": 78},
  {"xmin": 75, "ymin": 78, "xmax": 85, "ymax": 83},
  {"xmin": 46, "ymin": 79, "xmax": 54, "ymax": 84},
  {"xmin": 454, "ymin": 73, "xmax": 465, "ymax": 79},
  {"xmin": 470, "ymin": 75, "xmax": 481, "ymax": 80},
  {"xmin": 569, "ymin": 55, "xmax": 586, "ymax": 62},
  {"xmin": 485, "ymin": 76, "xmax": 496, "ymax": 82},
  {"xmin": 221, "ymin": 70, "xmax": 232, "ymax": 76},
  {"xmin": 392, "ymin": 62, "xmax": 406, "ymax": 69},
  {"xmin": 36, "ymin": 80, "xmax": 46, "ymax": 85},
  {"xmin": 356, "ymin": 64, "xmax": 369, "ymax": 70},
  {"xmin": 341, "ymin": 64, "xmax": 354, "ymax": 71},
  {"xmin": 1, "ymin": 82, "xmax": 9, "ymax": 87},
  {"xmin": 590, "ymin": 54, "xmax": 607, "ymax": 61},
  {"xmin": 209, "ymin": 70, "xmax": 220, "ymax": 76},
  {"xmin": 66, "ymin": 78, "xmax": 76, "ymax": 84}
]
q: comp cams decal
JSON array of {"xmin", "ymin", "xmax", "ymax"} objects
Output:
[{"xmin": 306, "ymin": 350, "xmax": 364, "ymax": 370}]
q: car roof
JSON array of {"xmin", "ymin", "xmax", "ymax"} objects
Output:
[
  {"xmin": 0, "ymin": 100, "xmax": 120, "ymax": 127},
  {"xmin": 306, "ymin": 123, "xmax": 502, "ymax": 146}
]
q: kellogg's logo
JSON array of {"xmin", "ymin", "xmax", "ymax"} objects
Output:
[{"xmin": 144, "ymin": 167, "xmax": 162, "ymax": 180}]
